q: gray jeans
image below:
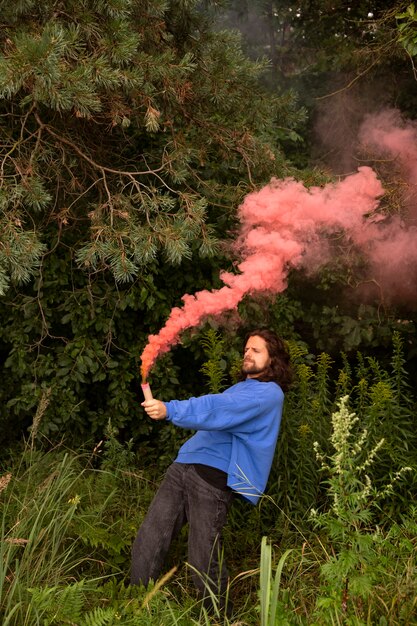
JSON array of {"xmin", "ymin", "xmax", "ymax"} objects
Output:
[{"xmin": 130, "ymin": 462, "xmax": 234, "ymax": 612}]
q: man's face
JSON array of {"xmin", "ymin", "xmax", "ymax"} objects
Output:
[{"xmin": 242, "ymin": 335, "xmax": 271, "ymax": 378}]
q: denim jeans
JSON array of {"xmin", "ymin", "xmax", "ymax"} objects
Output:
[{"xmin": 130, "ymin": 462, "xmax": 234, "ymax": 613}]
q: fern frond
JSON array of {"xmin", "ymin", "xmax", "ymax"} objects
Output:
[
  {"xmin": 81, "ymin": 605, "xmax": 117, "ymax": 626},
  {"xmin": 28, "ymin": 579, "xmax": 85, "ymax": 623}
]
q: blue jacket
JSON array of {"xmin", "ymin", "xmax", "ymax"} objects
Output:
[{"xmin": 164, "ymin": 378, "xmax": 284, "ymax": 505}]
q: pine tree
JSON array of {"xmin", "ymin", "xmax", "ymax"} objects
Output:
[{"xmin": 0, "ymin": 0, "xmax": 300, "ymax": 290}]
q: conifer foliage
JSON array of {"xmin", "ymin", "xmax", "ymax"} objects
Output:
[{"xmin": 0, "ymin": 0, "xmax": 291, "ymax": 291}]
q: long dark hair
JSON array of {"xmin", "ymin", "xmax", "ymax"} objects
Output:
[{"xmin": 239, "ymin": 328, "xmax": 293, "ymax": 392}]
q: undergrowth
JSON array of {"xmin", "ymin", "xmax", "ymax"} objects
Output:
[{"xmin": 0, "ymin": 331, "xmax": 416, "ymax": 624}]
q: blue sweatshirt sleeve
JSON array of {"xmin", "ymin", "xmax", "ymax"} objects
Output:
[{"xmin": 164, "ymin": 382, "xmax": 283, "ymax": 433}]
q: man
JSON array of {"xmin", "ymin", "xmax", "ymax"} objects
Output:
[{"xmin": 130, "ymin": 328, "xmax": 292, "ymax": 614}]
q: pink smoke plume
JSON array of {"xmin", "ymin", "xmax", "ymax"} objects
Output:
[
  {"xmin": 359, "ymin": 109, "xmax": 417, "ymax": 195},
  {"xmin": 140, "ymin": 166, "xmax": 383, "ymax": 380},
  {"xmin": 141, "ymin": 109, "xmax": 417, "ymax": 380},
  {"xmin": 358, "ymin": 110, "xmax": 417, "ymax": 305}
]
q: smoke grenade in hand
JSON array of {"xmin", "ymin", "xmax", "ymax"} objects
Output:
[{"xmin": 141, "ymin": 382, "xmax": 153, "ymax": 402}]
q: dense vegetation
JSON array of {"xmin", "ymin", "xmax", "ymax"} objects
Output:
[
  {"xmin": 1, "ymin": 1, "xmax": 416, "ymax": 624},
  {"xmin": 1, "ymin": 331, "xmax": 416, "ymax": 624}
]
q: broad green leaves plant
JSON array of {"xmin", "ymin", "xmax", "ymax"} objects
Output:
[{"xmin": 397, "ymin": 3, "xmax": 417, "ymax": 56}]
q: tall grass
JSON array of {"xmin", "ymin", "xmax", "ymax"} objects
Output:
[
  {"xmin": 259, "ymin": 537, "xmax": 292, "ymax": 626},
  {"xmin": 0, "ymin": 440, "xmax": 224, "ymax": 625},
  {"xmin": 1, "ymin": 450, "xmax": 90, "ymax": 624},
  {"xmin": 1, "ymin": 433, "xmax": 415, "ymax": 625}
]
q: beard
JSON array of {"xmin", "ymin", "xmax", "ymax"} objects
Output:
[{"xmin": 241, "ymin": 361, "xmax": 266, "ymax": 377}]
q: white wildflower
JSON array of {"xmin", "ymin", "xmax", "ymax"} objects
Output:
[{"xmin": 357, "ymin": 438, "xmax": 385, "ymax": 472}]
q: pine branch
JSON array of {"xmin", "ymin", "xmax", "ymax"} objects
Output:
[{"xmin": 34, "ymin": 112, "xmax": 168, "ymax": 179}]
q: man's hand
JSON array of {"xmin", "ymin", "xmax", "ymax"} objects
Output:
[{"xmin": 141, "ymin": 399, "xmax": 167, "ymax": 421}]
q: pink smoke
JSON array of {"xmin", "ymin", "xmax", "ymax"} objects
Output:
[
  {"xmin": 358, "ymin": 110, "xmax": 417, "ymax": 305},
  {"xmin": 140, "ymin": 166, "xmax": 383, "ymax": 379},
  {"xmin": 359, "ymin": 109, "xmax": 417, "ymax": 197},
  {"xmin": 141, "ymin": 109, "xmax": 417, "ymax": 379}
]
